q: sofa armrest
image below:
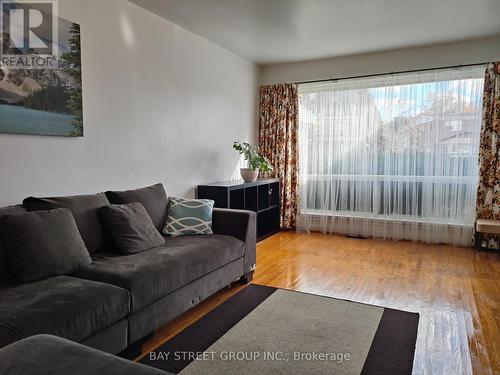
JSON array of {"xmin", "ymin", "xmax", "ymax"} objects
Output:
[{"xmin": 212, "ymin": 208, "xmax": 256, "ymax": 274}]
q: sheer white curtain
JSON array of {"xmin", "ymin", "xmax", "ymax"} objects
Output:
[{"xmin": 297, "ymin": 67, "xmax": 485, "ymax": 246}]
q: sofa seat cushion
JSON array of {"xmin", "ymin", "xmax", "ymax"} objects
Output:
[
  {"xmin": 0, "ymin": 276, "xmax": 130, "ymax": 348},
  {"xmin": 74, "ymin": 235, "xmax": 245, "ymax": 312}
]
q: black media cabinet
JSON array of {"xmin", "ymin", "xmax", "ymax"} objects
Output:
[{"xmin": 197, "ymin": 178, "xmax": 280, "ymax": 241}]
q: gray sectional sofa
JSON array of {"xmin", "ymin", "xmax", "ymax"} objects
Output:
[{"xmin": 0, "ymin": 183, "xmax": 256, "ymax": 356}]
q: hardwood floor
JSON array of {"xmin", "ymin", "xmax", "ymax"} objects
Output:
[{"xmin": 139, "ymin": 231, "xmax": 500, "ymax": 375}]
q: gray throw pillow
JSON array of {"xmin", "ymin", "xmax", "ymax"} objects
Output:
[
  {"xmin": 163, "ymin": 197, "xmax": 214, "ymax": 237},
  {"xmin": 0, "ymin": 208, "xmax": 92, "ymax": 283},
  {"xmin": 105, "ymin": 184, "xmax": 168, "ymax": 232},
  {"xmin": 99, "ymin": 202, "xmax": 165, "ymax": 254},
  {"xmin": 23, "ymin": 193, "xmax": 110, "ymax": 253}
]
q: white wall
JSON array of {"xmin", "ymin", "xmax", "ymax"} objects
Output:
[
  {"xmin": 260, "ymin": 35, "xmax": 500, "ymax": 85},
  {"xmin": 0, "ymin": 0, "xmax": 260, "ymax": 205}
]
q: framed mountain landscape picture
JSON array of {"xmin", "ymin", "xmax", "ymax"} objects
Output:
[{"xmin": 0, "ymin": 4, "xmax": 83, "ymax": 137}]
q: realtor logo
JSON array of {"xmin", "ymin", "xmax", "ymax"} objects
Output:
[{"xmin": 0, "ymin": 0, "xmax": 58, "ymax": 68}]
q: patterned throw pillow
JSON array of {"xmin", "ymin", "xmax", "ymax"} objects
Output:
[{"xmin": 163, "ymin": 197, "xmax": 214, "ymax": 237}]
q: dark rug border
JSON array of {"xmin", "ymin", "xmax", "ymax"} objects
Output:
[
  {"xmin": 139, "ymin": 284, "xmax": 277, "ymax": 373},
  {"xmin": 361, "ymin": 308, "xmax": 419, "ymax": 375},
  {"xmin": 141, "ymin": 284, "xmax": 419, "ymax": 375}
]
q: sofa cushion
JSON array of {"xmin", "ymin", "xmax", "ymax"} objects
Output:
[
  {"xmin": 105, "ymin": 184, "xmax": 168, "ymax": 231},
  {"xmin": 0, "ymin": 334, "xmax": 169, "ymax": 375},
  {"xmin": 0, "ymin": 209, "xmax": 91, "ymax": 283},
  {"xmin": 0, "ymin": 205, "xmax": 26, "ymax": 281},
  {"xmin": 0, "ymin": 276, "xmax": 130, "ymax": 349},
  {"xmin": 23, "ymin": 193, "xmax": 110, "ymax": 253},
  {"xmin": 74, "ymin": 235, "xmax": 245, "ymax": 312},
  {"xmin": 164, "ymin": 197, "xmax": 214, "ymax": 237},
  {"xmin": 99, "ymin": 203, "xmax": 165, "ymax": 254}
]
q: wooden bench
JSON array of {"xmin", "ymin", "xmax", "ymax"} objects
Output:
[{"xmin": 475, "ymin": 219, "xmax": 500, "ymax": 250}]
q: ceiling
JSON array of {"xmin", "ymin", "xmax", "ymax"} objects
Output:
[{"xmin": 130, "ymin": 0, "xmax": 500, "ymax": 65}]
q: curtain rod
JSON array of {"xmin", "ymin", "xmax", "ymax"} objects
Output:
[{"xmin": 294, "ymin": 62, "xmax": 489, "ymax": 85}]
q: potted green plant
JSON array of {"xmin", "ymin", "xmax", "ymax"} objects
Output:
[{"xmin": 233, "ymin": 141, "xmax": 273, "ymax": 182}]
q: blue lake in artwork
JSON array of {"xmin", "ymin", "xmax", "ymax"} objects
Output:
[{"xmin": 0, "ymin": 104, "xmax": 77, "ymax": 136}]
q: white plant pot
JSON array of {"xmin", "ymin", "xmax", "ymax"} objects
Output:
[{"xmin": 240, "ymin": 168, "xmax": 259, "ymax": 183}]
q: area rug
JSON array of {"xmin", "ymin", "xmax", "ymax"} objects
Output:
[{"xmin": 140, "ymin": 284, "xmax": 419, "ymax": 374}]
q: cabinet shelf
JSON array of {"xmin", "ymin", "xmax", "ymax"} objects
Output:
[{"xmin": 197, "ymin": 178, "xmax": 281, "ymax": 241}]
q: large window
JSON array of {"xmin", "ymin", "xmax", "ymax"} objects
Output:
[{"xmin": 298, "ymin": 67, "xmax": 484, "ymax": 245}]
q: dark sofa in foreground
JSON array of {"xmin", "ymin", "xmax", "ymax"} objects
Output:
[
  {"xmin": 0, "ymin": 184, "xmax": 256, "ymax": 355},
  {"xmin": 0, "ymin": 334, "xmax": 170, "ymax": 375}
]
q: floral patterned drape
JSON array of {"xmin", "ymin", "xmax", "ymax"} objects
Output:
[
  {"xmin": 259, "ymin": 84, "xmax": 299, "ymax": 229},
  {"xmin": 476, "ymin": 62, "xmax": 500, "ymax": 248}
]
